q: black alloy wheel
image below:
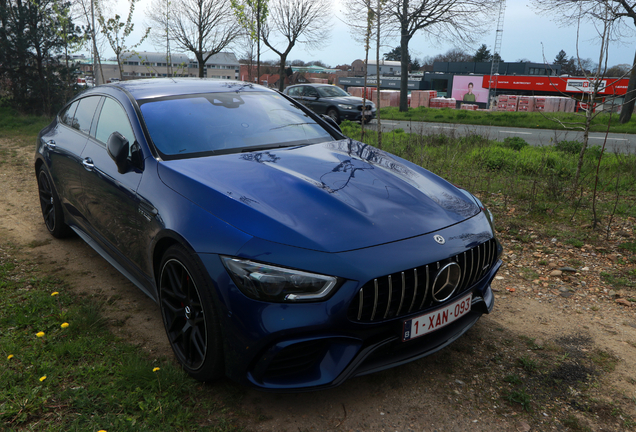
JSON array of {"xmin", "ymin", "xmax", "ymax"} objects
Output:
[
  {"xmin": 37, "ymin": 168, "xmax": 71, "ymax": 238},
  {"xmin": 327, "ymin": 108, "xmax": 340, "ymax": 124},
  {"xmin": 159, "ymin": 245, "xmax": 223, "ymax": 380}
]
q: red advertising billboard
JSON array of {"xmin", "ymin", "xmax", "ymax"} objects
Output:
[{"xmin": 482, "ymin": 75, "xmax": 628, "ymax": 96}]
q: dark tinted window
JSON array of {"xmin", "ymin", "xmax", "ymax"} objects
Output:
[
  {"xmin": 302, "ymin": 87, "xmax": 318, "ymax": 97},
  {"xmin": 60, "ymin": 101, "xmax": 80, "ymax": 128},
  {"xmin": 139, "ymin": 91, "xmax": 333, "ymax": 158},
  {"xmin": 317, "ymin": 86, "xmax": 349, "ymax": 98},
  {"xmin": 95, "ymin": 97, "xmax": 135, "ymax": 145},
  {"xmin": 74, "ymin": 96, "xmax": 102, "ymax": 134}
]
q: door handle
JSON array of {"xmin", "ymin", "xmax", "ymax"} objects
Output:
[
  {"xmin": 82, "ymin": 157, "xmax": 94, "ymax": 171},
  {"xmin": 43, "ymin": 139, "xmax": 56, "ymax": 150}
]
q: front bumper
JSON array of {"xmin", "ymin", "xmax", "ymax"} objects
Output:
[
  {"xmin": 341, "ymin": 109, "xmax": 376, "ymax": 122},
  {"xmin": 199, "ymin": 211, "xmax": 502, "ymax": 391}
]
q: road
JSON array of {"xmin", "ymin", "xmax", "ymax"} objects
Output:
[{"xmin": 369, "ymin": 120, "xmax": 636, "ymax": 153}]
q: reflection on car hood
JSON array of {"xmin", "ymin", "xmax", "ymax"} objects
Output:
[
  {"xmin": 157, "ymin": 139, "xmax": 480, "ymax": 253},
  {"xmin": 322, "ymin": 95, "xmax": 370, "ymax": 106}
]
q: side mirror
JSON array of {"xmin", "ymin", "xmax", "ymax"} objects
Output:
[{"xmin": 107, "ymin": 131, "xmax": 130, "ymax": 174}]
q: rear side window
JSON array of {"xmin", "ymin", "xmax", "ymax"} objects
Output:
[
  {"xmin": 60, "ymin": 101, "xmax": 79, "ymax": 128},
  {"xmin": 74, "ymin": 96, "xmax": 102, "ymax": 135},
  {"xmin": 302, "ymin": 87, "xmax": 318, "ymax": 97},
  {"xmin": 95, "ymin": 97, "xmax": 135, "ymax": 146}
]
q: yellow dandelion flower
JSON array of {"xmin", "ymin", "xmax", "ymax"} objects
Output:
[
  {"xmin": 36, "ymin": 331, "xmax": 45, "ymax": 338},
  {"xmin": 39, "ymin": 376, "xmax": 47, "ymax": 382},
  {"xmin": 61, "ymin": 322, "xmax": 69, "ymax": 329},
  {"xmin": 51, "ymin": 292, "xmax": 59, "ymax": 296},
  {"xmin": 153, "ymin": 367, "xmax": 160, "ymax": 372},
  {"xmin": 7, "ymin": 354, "xmax": 14, "ymax": 360},
  {"xmin": 98, "ymin": 430, "xmax": 107, "ymax": 432}
]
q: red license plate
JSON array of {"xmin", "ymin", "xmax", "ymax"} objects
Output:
[{"xmin": 402, "ymin": 293, "xmax": 472, "ymax": 341}]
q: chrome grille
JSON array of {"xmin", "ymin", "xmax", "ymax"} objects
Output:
[
  {"xmin": 348, "ymin": 238, "xmax": 499, "ymax": 323},
  {"xmin": 358, "ymin": 105, "xmax": 373, "ymax": 111}
]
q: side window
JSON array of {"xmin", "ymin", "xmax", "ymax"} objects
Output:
[
  {"xmin": 95, "ymin": 97, "xmax": 135, "ymax": 146},
  {"xmin": 303, "ymin": 87, "xmax": 318, "ymax": 97},
  {"xmin": 287, "ymin": 87, "xmax": 299, "ymax": 97},
  {"xmin": 74, "ymin": 96, "xmax": 102, "ymax": 135},
  {"xmin": 60, "ymin": 100, "xmax": 80, "ymax": 128}
]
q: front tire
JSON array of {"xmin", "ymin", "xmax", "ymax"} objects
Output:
[
  {"xmin": 37, "ymin": 167, "xmax": 72, "ymax": 238},
  {"xmin": 327, "ymin": 108, "xmax": 340, "ymax": 124},
  {"xmin": 159, "ymin": 245, "xmax": 224, "ymax": 381}
]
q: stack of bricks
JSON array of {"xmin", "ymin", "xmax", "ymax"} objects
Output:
[
  {"xmin": 308, "ymin": 78, "xmax": 328, "ymax": 84},
  {"xmin": 347, "ymin": 86, "xmax": 374, "ymax": 100},
  {"xmin": 371, "ymin": 89, "xmax": 400, "ymax": 108},
  {"xmin": 410, "ymin": 90, "xmax": 437, "ymax": 108},
  {"xmin": 460, "ymin": 104, "xmax": 478, "ymax": 110},
  {"xmin": 560, "ymin": 97, "xmax": 576, "ymax": 113},
  {"xmin": 504, "ymin": 95, "xmax": 519, "ymax": 111},
  {"xmin": 535, "ymin": 96, "xmax": 561, "ymax": 112},
  {"xmin": 518, "ymin": 96, "xmax": 535, "ymax": 112},
  {"xmin": 429, "ymin": 97, "xmax": 456, "ymax": 109}
]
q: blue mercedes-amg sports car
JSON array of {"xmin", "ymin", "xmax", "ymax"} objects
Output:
[{"xmin": 35, "ymin": 79, "xmax": 502, "ymax": 391}]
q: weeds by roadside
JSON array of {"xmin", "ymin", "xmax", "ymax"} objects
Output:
[{"xmin": 378, "ymin": 106, "xmax": 636, "ymax": 134}]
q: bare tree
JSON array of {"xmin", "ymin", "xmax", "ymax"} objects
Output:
[
  {"xmin": 533, "ymin": 0, "xmax": 636, "ymax": 123},
  {"xmin": 146, "ymin": 0, "xmax": 174, "ymax": 77},
  {"xmin": 260, "ymin": 0, "xmax": 332, "ymax": 91},
  {"xmin": 385, "ymin": 0, "xmax": 496, "ymax": 111},
  {"xmin": 97, "ymin": 0, "xmax": 149, "ymax": 80},
  {"xmin": 231, "ymin": 0, "xmax": 268, "ymax": 83},
  {"xmin": 147, "ymin": 0, "xmax": 240, "ymax": 78}
]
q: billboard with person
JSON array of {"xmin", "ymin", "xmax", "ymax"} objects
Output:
[{"xmin": 451, "ymin": 75, "xmax": 488, "ymax": 103}]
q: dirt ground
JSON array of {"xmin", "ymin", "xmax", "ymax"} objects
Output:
[{"xmin": 1, "ymin": 137, "xmax": 635, "ymax": 431}]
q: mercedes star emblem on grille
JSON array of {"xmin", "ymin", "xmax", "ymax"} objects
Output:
[
  {"xmin": 432, "ymin": 262, "xmax": 461, "ymax": 302},
  {"xmin": 434, "ymin": 235, "xmax": 445, "ymax": 244}
]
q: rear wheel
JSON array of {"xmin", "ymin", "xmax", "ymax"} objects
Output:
[
  {"xmin": 327, "ymin": 108, "xmax": 340, "ymax": 124},
  {"xmin": 37, "ymin": 168, "xmax": 72, "ymax": 238},
  {"xmin": 159, "ymin": 245, "xmax": 224, "ymax": 381}
]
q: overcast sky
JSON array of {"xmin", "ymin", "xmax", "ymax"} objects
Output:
[{"xmin": 100, "ymin": 0, "xmax": 634, "ymax": 69}]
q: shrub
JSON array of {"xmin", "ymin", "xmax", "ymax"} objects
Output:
[
  {"xmin": 555, "ymin": 140, "xmax": 583, "ymax": 154},
  {"xmin": 503, "ymin": 136, "xmax": 528, "ymax": 151}
]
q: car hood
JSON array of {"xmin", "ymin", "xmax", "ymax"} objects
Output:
[
  {"xmin": 324, "ymin": 95, "xmax": 371, "ymax": 106},
  {"xmin": 157, "ymin": 139, "xmax": 480, "ymax": 253}
]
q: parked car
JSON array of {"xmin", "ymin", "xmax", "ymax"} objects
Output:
[
  {"xmin": 283, "ymin": 83, "xmax": 376, "ymax": 124},
  {"xmin": 35, "ymin": 79, "xmax": 501, "ymax": 391}
]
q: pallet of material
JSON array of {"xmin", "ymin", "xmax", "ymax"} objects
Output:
[
  {"xmin": 460, "ymin": 104, "xmax": 478, "ymax": 110},
  {"xmin": 410, "ymin": 90, "xmax": 437, "ymax": 108},
  {"xmin": 348, "ymin": 86, "xmax": 374, "ymax": 99},
  {"xmin": 371, "ymin": 89, "xmax": 401, "ymax": 108},
  {"xmin": 535, "ymin": 96, "xmax": 561, "ymax": 112},
  {"xmin": 518, "ymin": 96, "xmax": 535, "ymax": 112},
  {"xmin": 430, "ymin": 97, "xmax": 456, "ymax": 109}
]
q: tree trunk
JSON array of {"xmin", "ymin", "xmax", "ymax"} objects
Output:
[
  {"xmin": 278, "ymin": 55, "xmax": 287, "ymax": 91},
  {"xmin": 197, "ymin": 53, "xmax": 205, "ymax": 77},
  {"xmin": 619, "ymin": 48, "xmax": 636, "ymax": 123},
  {"xmin": 399, "ymin": 32, "xmax": 410, "ymax": 112}
]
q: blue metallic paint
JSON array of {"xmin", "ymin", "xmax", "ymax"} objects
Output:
[{"xmin": 35, "ymin": 79, "xmax": 501, "ymax": 391}]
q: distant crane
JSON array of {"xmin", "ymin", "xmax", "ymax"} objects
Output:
[{"xmin": 488, "ymin": 0, "xmax": 506, "ymax": 109}]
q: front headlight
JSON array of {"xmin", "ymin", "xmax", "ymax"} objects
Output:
[
  {"xmin": 337, "ymin": 103, "xmax": 354, "ymax": 110},
  {"xmin": 221, "ymin": 257, "xmax": 338, "ymax": 302}
]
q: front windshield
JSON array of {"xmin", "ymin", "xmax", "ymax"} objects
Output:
[
  {"xmin": 139, "ymin": 91, "xmax": 334, "ymax": 159},
  {"xmin": 317, "ymin": 86, "xmax": 349, "ymax": 98}
]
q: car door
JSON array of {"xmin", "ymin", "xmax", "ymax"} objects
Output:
[
  {"xmin": 79, "ymin": 96, "xmax": 147, "ymax": 273},
  {"xmin": 45, "ymin": 96, "xmax": 102, "ymax": 228},
  {"xmin": 301, "ymin": 86, "xmax": 325, "ymax": 114}
]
